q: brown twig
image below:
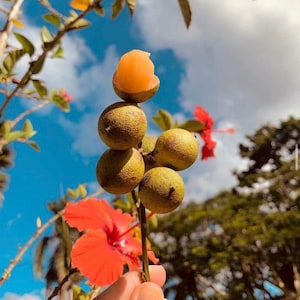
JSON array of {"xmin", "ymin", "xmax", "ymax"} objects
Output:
[
  {"xmin": 0, "ymin": 187, "xmax": 104, "ymax": 287},
  {"xmin": 0, "ymin": 5, "xmax": 92, "ymax": 117},
  {"xmin": 0, "ymin": 210, "xmax": 63, "ymax": 286},
  {"xmin": 47, "ymin": 268, "xmax": 78, "ymax": 300},
  {"xmin": 10, "ymin": 100, "xmax": 49, "ymax": 128},
  {"xmin": 0, "ymin": 0, "xmax": 24, "ymax": 58},
  {"xmin": 131, "ymin": 191, "xmax": 150, "ymax": 282},
  {"xmin": 38, "ymin": 0, "xmax": 66, "ymax": 21}
]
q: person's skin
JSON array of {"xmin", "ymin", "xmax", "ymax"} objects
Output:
[{"xmin": 95, "ymin": 265, "xmax": 166, "ymax": 300}]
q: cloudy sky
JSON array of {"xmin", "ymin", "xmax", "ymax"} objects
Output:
[{"xmin": 0, "ymin": 0, "xmax": 300, "ymax": 298}]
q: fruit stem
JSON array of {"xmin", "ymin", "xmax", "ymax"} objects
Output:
[
  {"xmin": 139, "ymin": 202, "xmax": 150, "ymax": 282},
  {"xmin": 131, "ymin": 190, "xmax": 151, "ymax": 282}
]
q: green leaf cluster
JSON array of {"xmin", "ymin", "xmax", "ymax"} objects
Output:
[
  {"xmin": 0, "ymin": 119, "xmax": 39, "ymax": 151},
  {"xmin": 152, "ymin": 109, "xmax": 204, "ymax": 133}
]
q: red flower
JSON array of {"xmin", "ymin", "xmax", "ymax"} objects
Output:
[
  {"xmin": 58, "ymin": 89, "xmax": 74, "ymax": 103},
  {"xmin": 194, "ymin": 106, "xmax": 235, "ymax": 160},
  {"xmin": 64, "ymin": 198, "xmax": 158, "ymax": 286}
]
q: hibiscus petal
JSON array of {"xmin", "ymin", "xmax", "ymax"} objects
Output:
[
  {"xmin": 201, "ymin": 138, "xmax": 216, "ymax": 160},
  {"xmin": 100, "ymin": 200, "xmax": 135, "ymax": 233},
  {"xmin": 194, "ymin": 106, "xmax": 214, "ymax": 129},
  {"xmin": 71, "ymin": 229, "xmax": 125, "ymax": 286},
  {"xmin": 119, "ymin": 234, "xmax": 159, "ymax": 268},
  {"xmin": 64, "ymin": 198, "xmax": 113, "ymax": 232}
]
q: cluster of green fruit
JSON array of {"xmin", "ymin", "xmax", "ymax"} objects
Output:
[{"xmin": 96, "ymin": 62, "xmax": 199, "ymax": 214}]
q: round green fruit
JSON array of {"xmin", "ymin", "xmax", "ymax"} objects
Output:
[
  {"xmin": 139, "ymin": 167, "xmax": 185, "ymax": 214},
  {"xmin": 139, "ymin": 135, "xmax": 160, "ymax": 171},
  {"xmin": 96, "ymin": 148, "xmax": 145, "ymax": 195},
  {"xmin": 154, "ymin": 128, "xmax": 199, "ymax": 171},
  {"xmin": 98, "ymin": 102, "xmax": 147, "ymax": 150}
]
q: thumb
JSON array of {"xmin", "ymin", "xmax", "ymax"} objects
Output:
[{"xmin": 130, "ymin": 282, "xmax": 165, "ymax": 300}]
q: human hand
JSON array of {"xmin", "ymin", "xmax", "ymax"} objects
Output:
[{"xmin": 94, "ymin": 265, "xmax": 166, "ymax": 300}]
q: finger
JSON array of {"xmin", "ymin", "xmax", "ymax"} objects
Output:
[
  {"xmin": 130, "ymin": 282, "xmax": 165, "ymax": 300},
  {"xmin": 95, "ymin": 265, "xmax": 166, "ymax": 300},
  {"xmin": 148, "ymin": 265, "xmax": 166, "ymax": 287}
]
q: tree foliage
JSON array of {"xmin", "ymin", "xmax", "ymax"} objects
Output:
[{"xmin": 153, "ymin": 117, "xmax": 300, "ymax": 299}]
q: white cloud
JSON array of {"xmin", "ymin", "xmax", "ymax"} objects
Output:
[
  {"xmin": 58, "ymin": 45, "xmax": 119, "ymax": 157},
  {"xmin": 11, "ymin": 19, "xmax": 120, "ymax": 157},
  {"xmin": 0, "ymin": 292, "xmax": 42, "ymax": 300},
  {"xmin": 135, "ymin": 0, "xmax": 300, "ymax": 199}
]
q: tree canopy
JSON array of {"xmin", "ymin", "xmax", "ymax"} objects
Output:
[{"xmin": 153, "ymin": 116, "xmax": 300, "ymax": 299}]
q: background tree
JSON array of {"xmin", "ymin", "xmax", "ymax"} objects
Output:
[{"xmin": 153, "ymin": 116, "xmax": 300, "ymax": 299}]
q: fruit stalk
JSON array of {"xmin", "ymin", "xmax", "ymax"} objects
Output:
[{"xmin": 132, "ymin": 190, "xmax": 150, "ymax": 282}]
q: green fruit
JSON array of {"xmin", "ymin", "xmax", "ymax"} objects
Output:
[
  {"xmin": 139, "ymin": 135, "xmax": 160, "ymax": 171},
  {"xmin": 154, "ymin": 128, "xmax": 199, "ymax": 171},
  {"xmin": 98, "ymin": 102, "xmax": 147, "ymax": 150},
  {"xmin": 139, "ymin": 167, "xmax": 185, "ymax": 214},
  {"xmin": 140, "ymin": 135, "xmax": 157, "ymax": 155},
  {"xmin": 96, "ymin": 148, "xmax": 145, "ymax": 195}
]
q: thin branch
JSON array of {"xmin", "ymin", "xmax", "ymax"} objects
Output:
[
  {"xmin": 0, "ymin": 5, "xmax": 92, "ymax": 117},
  {"xmin": 47, "ymin": 268, "xmax": 78, "ymax": 300},
  {"xmin": 38, "ymin": 0, "xmax": 66, "ymax": 21},
  {"xmin": 0, "ymin": 0, "xmax": 24, "ymax": 58},
  {"xmin": 0, "ymin": 6, "xmax": 10, "ymax": 16},
  {"xmin": 0, "ymin": 210, "xmax": 63, "ymax": 286},
  {"xmin": 0, "ymin": 188, "xmax": 104, "ymax": 286},
  {"xmin": 10, "ymin": 100, "xmax": 49, "ymax": 128},
  {"xmin": 131, "ymin": 190, "xmax": 150, "ymax": 282}
]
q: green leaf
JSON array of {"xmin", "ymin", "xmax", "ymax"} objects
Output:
[
  {"xmin": 68, "ymin": 18, "xmax": 90, "ymax": 30},
  {"xmin": 65, "ymin": 13, "xmax": 90, "ymax": 31},
  {"xmin": 13, "ymin": 32, "xmax": 35, "ymax": 56},
  {"xmin": 43, "ymin": 13, "xmax": 61, "ymax": 27},
  {"xmin": 152, "ymin": 109, "xmax": 174, "ymax": 131},
  {"xmin": 178, "ymin": 0, "xmax": 192, "ymax": 29},
  {"xmin": 78, "ymin": 184, "xmax": 87, "ymax": 197},
  {"xmin": 53, "ymin": 45, "xmax": 64, "ymax": 58},
  {"xmin": 67, "ymin": 188, "xmax": 78, "ymax": 199},
  {"xmin": 126, "ymin": 0, "xmax": 136, "ymax": 16},
  {"xmin": 27, "ymin": 140, "xmax": 40, "ymax": 151},
  {"xmin": 95, "ymin": 5, "xmax": 105, "ymax": 16},
  {"xmin": 2, "ymin": 49, "xmax": 26, "ymax": 74},
  {"xmin": 113, "ymin": 197, "xmax": 131, "ymax": 212},
  {"xmin": 51, "ymin": 94, "xmax": 70, "ymax": 112},
  {"xmin": 178, "ymin": 119, "xmax": 204, "ymax": 132},
  {"xmin": 41, "ymin": 26, "xmax": 54, "ymax": 46},
  {"xmin": 111, "ymin": 0, "xmax": 125, "ymax": 19},
  {"xmin": 0, "ymin": 120, "xmax": 12, "ymax": 138},
  {"xmin": 22, "ymin": 119, "xmax": 34, "ymax": 133},
  {"xmin": 6, "ymin": 131, "xmax": 26, "ymax": 142},
  {"xmin": 32, "ymin": 79, "xmax": 48, "ymax": 98},
  {"xmin": 22, "ymin": 119, "xmax": 36, "ymax": 139},
  {"xmin": 30, "ymin": 56, "xmax": 46, "ymax": 74}
]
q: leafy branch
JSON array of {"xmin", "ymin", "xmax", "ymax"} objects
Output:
[
  {"xmin": 0, "ymin": 2, "xmax": 92, "ymax": 117},
  {"xmin": 0, "ymin": 210, "xmax": 63, "ymax": 286},
  {"xmin": 0, "ymin": 0, "xmax": 24, "ymax": 57},
  {"xmin": 0, "ymin": 186, "xmax": 103, "ymax": 287}
]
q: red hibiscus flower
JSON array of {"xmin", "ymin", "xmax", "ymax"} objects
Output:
[
  {"xmin": 194, "ymin": 106, "xmax": 235, "ymax": 160},
  {"xmin": 64, "ymin": 198, "xmax": 158, "ymax": 287}
]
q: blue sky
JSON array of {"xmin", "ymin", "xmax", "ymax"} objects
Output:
[{"xmin": 1, "ymin": 0, "xmax": 300, "ymax": 298}]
